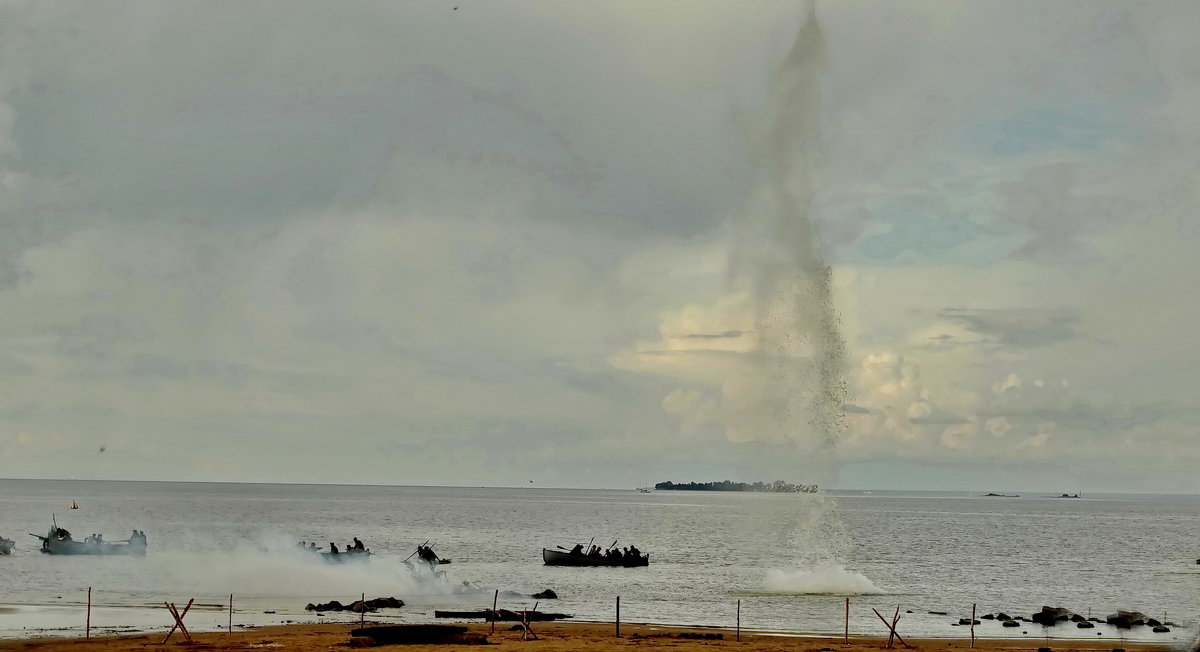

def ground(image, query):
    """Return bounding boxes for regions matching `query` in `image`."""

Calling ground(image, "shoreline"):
[0,620,1186,652]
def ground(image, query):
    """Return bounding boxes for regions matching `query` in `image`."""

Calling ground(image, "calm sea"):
[0,480,1196,643]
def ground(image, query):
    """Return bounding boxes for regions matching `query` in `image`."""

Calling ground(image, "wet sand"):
[0,621,1182,652]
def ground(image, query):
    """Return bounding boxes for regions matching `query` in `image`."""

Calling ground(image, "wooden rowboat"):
[542,548,648,567]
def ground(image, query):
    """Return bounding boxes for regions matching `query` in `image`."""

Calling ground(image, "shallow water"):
[0,480,1196,643]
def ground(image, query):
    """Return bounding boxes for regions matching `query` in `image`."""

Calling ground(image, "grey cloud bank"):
[1,1,1198,493]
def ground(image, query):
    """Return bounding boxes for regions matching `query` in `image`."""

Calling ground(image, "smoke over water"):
[728,1,867,592]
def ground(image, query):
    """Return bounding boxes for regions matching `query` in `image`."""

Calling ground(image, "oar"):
[404,540,430,562]
[606,540,618,550]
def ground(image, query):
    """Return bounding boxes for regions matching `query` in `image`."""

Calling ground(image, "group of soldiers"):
[296,536,366,554]
[569,542,642,560]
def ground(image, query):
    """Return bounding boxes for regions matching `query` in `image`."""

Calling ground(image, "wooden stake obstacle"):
[872,607,910,649]
[162,598,195,644]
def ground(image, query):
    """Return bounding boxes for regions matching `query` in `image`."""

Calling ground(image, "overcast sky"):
[2,1,1198,492]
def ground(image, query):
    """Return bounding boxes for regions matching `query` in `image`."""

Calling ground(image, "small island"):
[654,480,819,493]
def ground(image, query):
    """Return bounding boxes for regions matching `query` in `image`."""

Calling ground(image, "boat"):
[317,548,371,563]
[0,536,13,555]
[29,524,147,555]
[542,548,648,567]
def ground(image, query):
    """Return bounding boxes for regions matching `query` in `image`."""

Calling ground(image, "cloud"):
[2,1,1200,490]
[940,308,1078,349]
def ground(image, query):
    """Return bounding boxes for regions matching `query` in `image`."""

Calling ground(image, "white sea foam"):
[136,533,466,602]
[762,565,883,595]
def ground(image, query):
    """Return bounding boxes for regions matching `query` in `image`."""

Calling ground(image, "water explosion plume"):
[730,1,853,579]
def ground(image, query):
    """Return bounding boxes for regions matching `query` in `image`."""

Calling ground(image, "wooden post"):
[86,587,91,640]
[970,603,976,648]
[888,605,900,648]
[491,589,498,634]
[736,599,741,642]
[844,597,849,644]
[228,594,233,636]
[615,595,621,637]
[360,593,365,628]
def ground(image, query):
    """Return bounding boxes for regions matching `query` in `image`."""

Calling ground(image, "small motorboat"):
[30,523,147,556]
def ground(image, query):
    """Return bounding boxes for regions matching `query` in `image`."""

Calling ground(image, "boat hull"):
[40,538,145,555]
[542,548,648,567]
[318,550,371,563]
[34,526,147,556]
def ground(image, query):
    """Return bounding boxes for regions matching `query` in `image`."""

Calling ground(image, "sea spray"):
[727,1,862,589]
[127,531,481,604]
[763,566,883,596]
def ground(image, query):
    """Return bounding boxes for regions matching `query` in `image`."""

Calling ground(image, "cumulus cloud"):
[3,1,1200,490]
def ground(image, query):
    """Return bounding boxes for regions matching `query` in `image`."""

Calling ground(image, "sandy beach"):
[0,621,1184,652]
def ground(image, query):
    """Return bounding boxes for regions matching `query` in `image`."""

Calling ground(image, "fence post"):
[616,596,621,637]
[844,597,849,644]
[228,594,233,636]
[737,599,741,642]
[491,590,498,634]
[86,587,91,640]
[970,603,976,648]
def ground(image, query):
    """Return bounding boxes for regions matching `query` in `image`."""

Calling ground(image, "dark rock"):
[434,609,572,622]
[996,613,1012,621]
[1106,611,1148,629]
[677,632,723,640]
[307,597,402,613]
[1032,607,1072,627]
[1146,618,1161,627]
[982,614,995,620]
[1153,626,1170,633]
[906,610,912,614]
[1070,614,1086,622]
[1039,648,1052,652]
[1002,621,1020,628]
[929,611,948,615]
[1077,622,1095,629]
[531,589,558,600]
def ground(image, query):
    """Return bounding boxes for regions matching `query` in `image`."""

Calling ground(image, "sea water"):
[0,480,1196,642]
